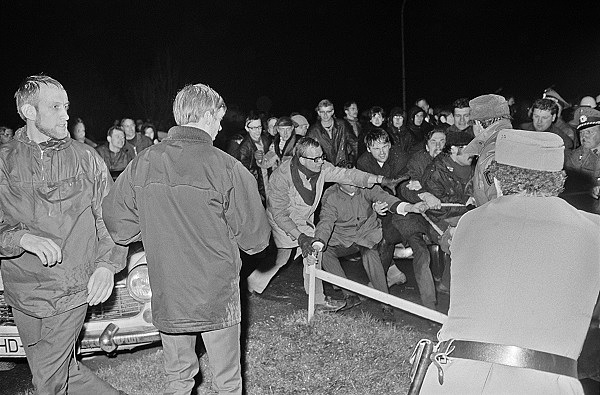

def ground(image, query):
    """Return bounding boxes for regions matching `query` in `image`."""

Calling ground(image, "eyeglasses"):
[247,126,262,131]
[301,154,325,163]
[318,110,334,115]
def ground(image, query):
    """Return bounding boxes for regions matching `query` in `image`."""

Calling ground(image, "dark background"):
[2,0,599,142]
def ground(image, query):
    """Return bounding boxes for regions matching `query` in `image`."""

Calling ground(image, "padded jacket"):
[0,128,123,318]
[103,126,270,333]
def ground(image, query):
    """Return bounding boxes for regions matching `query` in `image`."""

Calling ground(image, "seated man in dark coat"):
[356,128,439,310]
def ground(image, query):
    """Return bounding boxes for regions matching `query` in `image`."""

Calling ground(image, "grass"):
[90,309,426,395]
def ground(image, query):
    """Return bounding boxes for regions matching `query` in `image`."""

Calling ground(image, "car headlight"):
[127,264,152,302]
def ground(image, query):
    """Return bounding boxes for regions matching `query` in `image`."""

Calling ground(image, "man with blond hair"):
[103,83,271,394]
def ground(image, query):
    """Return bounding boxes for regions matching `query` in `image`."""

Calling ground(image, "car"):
[0,243,160,359]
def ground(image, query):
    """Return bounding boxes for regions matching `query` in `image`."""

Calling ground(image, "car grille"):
[0,285,143,325]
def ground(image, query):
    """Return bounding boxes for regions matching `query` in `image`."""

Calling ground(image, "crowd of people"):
[1,75,599,394]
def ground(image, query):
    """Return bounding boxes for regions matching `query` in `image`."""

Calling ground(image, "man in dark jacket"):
[356,128,439,310]
[103,83,271,394]
[0,75,126,394]
[95,125,135,180]
[307,99,356,167]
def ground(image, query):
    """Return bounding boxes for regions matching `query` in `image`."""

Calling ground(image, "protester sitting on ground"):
[247,137,400,313]
[399,127,446,206]
[445,97,473,137]
[239,112,273,205]
[70,118,97,147]
[307,99,356,167]
[418,129,600,394]
[313,181,428,320]
[564,106,600,214]
[0,126,14,145]
[291,113,309,137]
[386,107,413,152]
[95,125,135,180]
[421,131,476,294]
[519,98,574,149]
[356,129,440,310]
[462,94,513,207]
[422,131,475,225]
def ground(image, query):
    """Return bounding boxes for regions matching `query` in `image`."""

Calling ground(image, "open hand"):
[87,267,114,306]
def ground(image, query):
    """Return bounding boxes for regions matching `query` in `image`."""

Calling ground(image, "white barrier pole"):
[307,267,447,325]
[307,254,317,322]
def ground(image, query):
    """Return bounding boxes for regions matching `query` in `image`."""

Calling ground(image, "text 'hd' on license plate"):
[0,336,25,356]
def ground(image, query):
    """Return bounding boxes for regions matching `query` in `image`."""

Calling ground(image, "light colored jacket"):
[267,158,373,248]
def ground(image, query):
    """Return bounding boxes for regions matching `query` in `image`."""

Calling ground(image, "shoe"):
[315,296,346,313]
[387,265,407,287]
[341,295,362,311]
[382,305,395,323]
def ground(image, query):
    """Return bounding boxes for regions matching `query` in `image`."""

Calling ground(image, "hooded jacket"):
[0,128,123,318]
[402,106,433,152]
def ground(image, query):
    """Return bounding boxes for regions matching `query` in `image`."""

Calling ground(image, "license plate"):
[0,336,25,356]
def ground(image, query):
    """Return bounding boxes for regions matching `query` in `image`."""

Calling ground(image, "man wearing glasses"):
[249,137,402,312]
[307,99,357,167]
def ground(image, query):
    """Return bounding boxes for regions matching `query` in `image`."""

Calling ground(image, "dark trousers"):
[379,213,437,309]
[321,243,388,296]
[13,304,120,395]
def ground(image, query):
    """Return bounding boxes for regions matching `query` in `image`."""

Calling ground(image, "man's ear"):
[107,135,112,144]
[21,104,36,121]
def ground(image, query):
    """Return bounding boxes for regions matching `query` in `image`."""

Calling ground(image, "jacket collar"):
[463,118,512,156]
[166,125,213,145]
[15,127,73,151]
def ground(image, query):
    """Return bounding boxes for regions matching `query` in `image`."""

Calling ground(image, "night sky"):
[2,0,600,142]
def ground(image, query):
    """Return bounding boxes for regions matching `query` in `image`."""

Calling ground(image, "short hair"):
[426,127,447,142]
[369,106,385,118]
[120,118,134,127]
[488,161,565,197]
[294,137,321,157]
[531,98,558,116]
[365,128,390,147]
[14,75,65,120]
[452,97,470,111]
[315,99,334,112]
[70,118,84,131]
[107,126,125,138]
[173,83,227,126]
[245,111,261,127]
[343,101,357,111]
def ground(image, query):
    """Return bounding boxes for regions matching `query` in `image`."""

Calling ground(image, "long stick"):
[421,212,443,236]
[439,202,465,207]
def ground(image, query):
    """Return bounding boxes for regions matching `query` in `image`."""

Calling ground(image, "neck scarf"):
[290,155,320,205]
